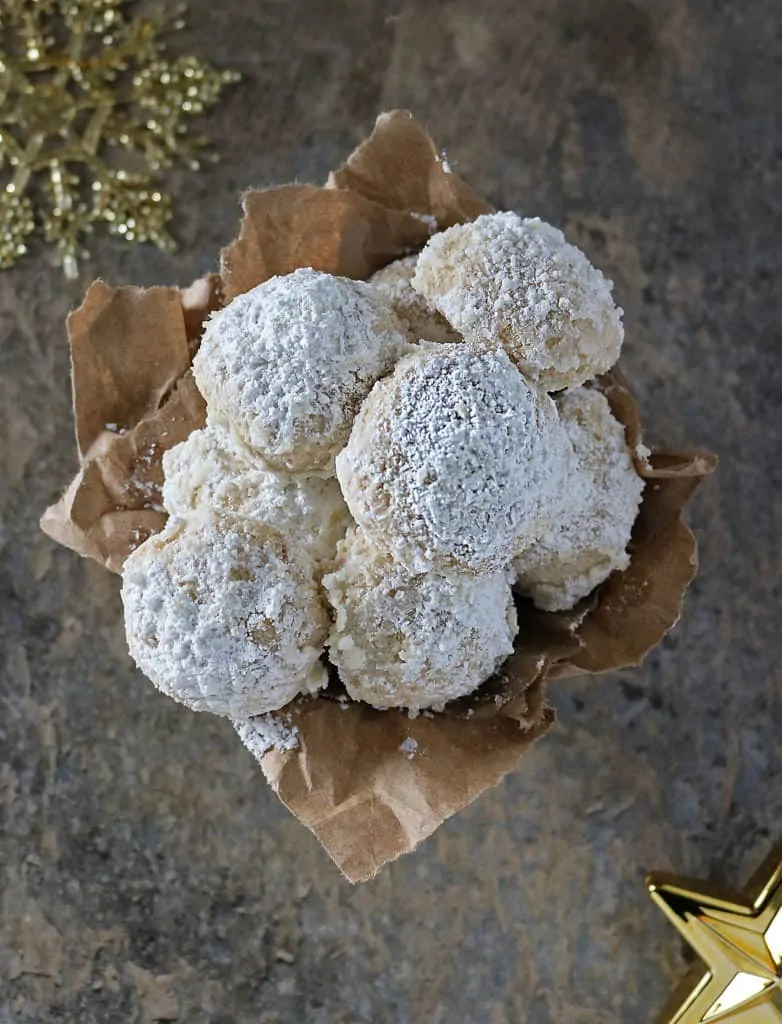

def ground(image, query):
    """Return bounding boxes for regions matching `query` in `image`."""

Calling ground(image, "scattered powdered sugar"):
[128,525,155,553]
[512,387,644,610]
[336,344,574,574]
[123,439,166,513]
[369,255,462,344]
[412,211,624,391]
[162,422,351,569]
[410,211,439,232]
[192,267,410,473]
[121,512,329,718]
[399,737,419,759]
[323,528,518,711]
[635,440,652,467]
[233,714,300,760]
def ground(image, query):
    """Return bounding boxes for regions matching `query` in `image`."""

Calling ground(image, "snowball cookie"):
[412,211,624,390]
[336,344,573,574]
[512,388,644,611]
[122,512,329,718]
[370,255,462,344]
[162,422,351,569]
[324,529,518,711]
[192,268,410,473]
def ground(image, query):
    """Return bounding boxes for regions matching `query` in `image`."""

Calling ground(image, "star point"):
[648,843,782,1023]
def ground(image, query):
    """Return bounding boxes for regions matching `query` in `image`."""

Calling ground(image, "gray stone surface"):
[1,1,780,1021]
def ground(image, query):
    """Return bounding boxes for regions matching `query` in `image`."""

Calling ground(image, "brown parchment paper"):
[41,110,716,882]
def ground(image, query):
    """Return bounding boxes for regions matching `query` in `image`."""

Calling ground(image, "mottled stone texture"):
[1,1,780,1021]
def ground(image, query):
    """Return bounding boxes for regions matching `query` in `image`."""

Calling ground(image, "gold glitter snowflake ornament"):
[0,0,239,277]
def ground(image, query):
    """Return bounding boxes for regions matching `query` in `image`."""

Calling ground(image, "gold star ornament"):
[648,843,782,1022]
[0,0,239,277]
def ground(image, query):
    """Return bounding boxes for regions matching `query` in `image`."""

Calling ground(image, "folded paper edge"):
[261,696,556,883]
[68,280,191,459]
[219,183,432,302]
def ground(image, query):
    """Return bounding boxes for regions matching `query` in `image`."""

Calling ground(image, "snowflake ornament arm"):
[0,0,239,277]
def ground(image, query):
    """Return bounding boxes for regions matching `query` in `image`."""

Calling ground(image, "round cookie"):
[324,529,518,711]
[161,420,262,517]
[512,388,644,610]
[122,512,328,718]
[336,344,573,574]
[412,211,623,390]
[162,422,351,569]
[370,255,462,343]
[192,268,410,473]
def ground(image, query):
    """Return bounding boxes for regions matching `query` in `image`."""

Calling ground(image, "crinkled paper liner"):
[41,111,716,882]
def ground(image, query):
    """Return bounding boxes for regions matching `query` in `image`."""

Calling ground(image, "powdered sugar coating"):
[192,268,410,473]
[162,420,260,515]
[162,422,351,569]
[336,344,574,574]
[232,714,300,759]
[370,255,462,343]
[122,512,329,718]
[412,212,624,390]
[512,388,644,610]
[324,529,518,710]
